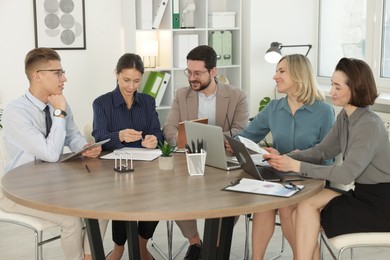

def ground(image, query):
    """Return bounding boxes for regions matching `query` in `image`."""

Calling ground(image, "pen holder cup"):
[186,151,207,176]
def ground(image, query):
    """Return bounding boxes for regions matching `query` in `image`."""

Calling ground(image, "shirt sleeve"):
[4,104,66,162]
[228,90,250,137]
[63,106,88,153]
[92,98,124,150]
[236,101,271,143]
[293,118,381,185]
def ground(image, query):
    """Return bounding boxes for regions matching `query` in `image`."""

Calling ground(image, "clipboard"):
[60,138,110,162]
[223,178,304,197]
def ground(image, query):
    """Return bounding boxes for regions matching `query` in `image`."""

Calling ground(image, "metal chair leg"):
[244,214,285,260]
[151,220,188,260]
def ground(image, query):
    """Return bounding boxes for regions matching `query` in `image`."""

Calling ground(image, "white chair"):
[150,220,188,260]
[320,230,390,260]
[0,135,61,260]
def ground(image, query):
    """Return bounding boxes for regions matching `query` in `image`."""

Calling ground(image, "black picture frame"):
[33,0,86,50]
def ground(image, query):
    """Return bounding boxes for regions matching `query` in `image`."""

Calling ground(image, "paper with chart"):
[224,178,304,197]
[100,147,162,161]
[237,136,270,166]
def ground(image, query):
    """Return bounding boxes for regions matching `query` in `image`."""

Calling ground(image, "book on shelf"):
[152,0,168,29]
[142,71,164,98]
[155,72,170,107]
[172,0,180,29]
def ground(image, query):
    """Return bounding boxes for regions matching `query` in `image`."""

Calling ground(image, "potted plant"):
[157,140,175,170]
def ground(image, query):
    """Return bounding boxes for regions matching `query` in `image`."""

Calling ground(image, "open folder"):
[223,178,304,197]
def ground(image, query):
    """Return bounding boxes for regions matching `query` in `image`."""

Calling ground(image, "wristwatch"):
[53,109,67,117]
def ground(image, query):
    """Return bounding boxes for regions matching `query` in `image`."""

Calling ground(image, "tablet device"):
[60,138,110,162]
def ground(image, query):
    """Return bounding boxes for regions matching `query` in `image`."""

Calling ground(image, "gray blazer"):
[163,80,249,143]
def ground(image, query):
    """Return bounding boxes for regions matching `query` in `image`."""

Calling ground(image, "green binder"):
[172,0,180,29]
[142,71,164,98]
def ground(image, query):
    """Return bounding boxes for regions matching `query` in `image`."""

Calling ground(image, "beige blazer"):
[163,81,249,143]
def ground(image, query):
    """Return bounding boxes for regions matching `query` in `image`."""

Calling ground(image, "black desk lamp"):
[264,42,312,63]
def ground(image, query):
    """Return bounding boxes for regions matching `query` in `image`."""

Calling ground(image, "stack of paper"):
[100,147,162,161]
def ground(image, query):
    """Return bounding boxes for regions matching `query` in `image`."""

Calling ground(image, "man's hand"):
[47,94,67,111]
[82,144,102,158]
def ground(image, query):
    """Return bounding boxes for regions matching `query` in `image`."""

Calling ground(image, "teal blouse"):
[238,97,335,154]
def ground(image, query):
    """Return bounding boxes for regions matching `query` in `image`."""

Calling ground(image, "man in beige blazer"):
[163,45,249,260]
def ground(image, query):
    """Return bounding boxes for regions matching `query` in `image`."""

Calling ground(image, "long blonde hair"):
[279,54,324,104]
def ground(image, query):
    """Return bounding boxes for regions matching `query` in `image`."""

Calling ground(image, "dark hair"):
[116,53,144,74]
[335,58,378,107]
[186,45,217,70]
[24,48,61,80]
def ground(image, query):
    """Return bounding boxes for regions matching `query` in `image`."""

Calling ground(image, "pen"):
[85,164,91,173]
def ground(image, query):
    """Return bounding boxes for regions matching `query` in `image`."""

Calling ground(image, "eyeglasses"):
[282,181,302,191]
[37,69,65,79]
[184,68,209,78]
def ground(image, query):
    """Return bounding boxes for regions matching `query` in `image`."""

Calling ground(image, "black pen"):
[85,164,91,173]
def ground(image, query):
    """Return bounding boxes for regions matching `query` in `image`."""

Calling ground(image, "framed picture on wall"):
[33,0,86,50]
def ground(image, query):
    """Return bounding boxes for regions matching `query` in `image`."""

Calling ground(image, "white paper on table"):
[224,178,304,197]
[100,147,162,161]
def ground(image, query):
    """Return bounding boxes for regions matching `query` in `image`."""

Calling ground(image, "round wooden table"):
[1,153,324,260]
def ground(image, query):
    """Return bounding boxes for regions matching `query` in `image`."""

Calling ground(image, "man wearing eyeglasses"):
[1,48,101,260]
[163,45,249,260]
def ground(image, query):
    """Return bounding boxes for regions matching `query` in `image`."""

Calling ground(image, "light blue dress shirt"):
[238,97,335,154]
[2,91,87,173]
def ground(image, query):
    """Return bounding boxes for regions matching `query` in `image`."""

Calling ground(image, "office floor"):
[0,216,389,259]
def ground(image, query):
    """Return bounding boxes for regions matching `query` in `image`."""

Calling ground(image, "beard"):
[189,78,212,92]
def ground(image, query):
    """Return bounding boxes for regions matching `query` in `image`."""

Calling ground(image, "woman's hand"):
[142,135,158,149]
[263,147,280,155]
[119,129,143,143]
[262,153,301,173]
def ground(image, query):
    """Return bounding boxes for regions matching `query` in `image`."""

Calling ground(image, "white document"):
[100,147,162,161]
[236,136,270,166]
[238,136,269,155]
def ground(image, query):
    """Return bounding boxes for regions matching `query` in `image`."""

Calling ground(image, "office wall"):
[0,0,318,129]
[0,0,124,129]
[242,0,318,116]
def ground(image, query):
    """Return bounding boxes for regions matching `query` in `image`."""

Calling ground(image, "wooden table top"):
[1,153,324,221]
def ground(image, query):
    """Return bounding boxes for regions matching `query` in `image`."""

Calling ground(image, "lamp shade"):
[264,42,282,63]
[139,40,159,57]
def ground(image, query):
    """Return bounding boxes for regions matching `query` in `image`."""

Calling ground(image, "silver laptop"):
[184,121,240,171]
[225,135,304,182]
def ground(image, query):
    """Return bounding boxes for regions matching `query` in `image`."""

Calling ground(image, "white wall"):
[0,0,125,129]
[242,0,318,116]
[0,0,318,128]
